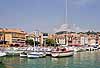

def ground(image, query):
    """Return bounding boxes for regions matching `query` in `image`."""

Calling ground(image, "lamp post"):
[2,28,5,47]
[65,31,67,45]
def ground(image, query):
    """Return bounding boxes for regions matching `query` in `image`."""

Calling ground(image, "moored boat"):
[0,52,6,57]
[20,52,27,57]
[45,47,52,56]
[51,47,74,58]
[27,51,46,58]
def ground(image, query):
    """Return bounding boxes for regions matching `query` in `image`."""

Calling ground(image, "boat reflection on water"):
[0,51,100,68]
[51,58,58,62]
[0,63,14,68]
[51,57,73,68]
[0,57,8,68]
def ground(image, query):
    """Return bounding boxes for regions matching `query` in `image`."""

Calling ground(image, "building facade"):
[0,28,26,46]
[55,31,100,46]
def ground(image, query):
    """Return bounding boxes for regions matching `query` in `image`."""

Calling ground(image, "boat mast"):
[65,0,67,45]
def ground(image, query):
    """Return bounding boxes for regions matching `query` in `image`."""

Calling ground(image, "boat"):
[27,46,46,58]
[51,47,74,58]
[73,47,82,52]
[20,52,27,57]
[27,51,46,58]
[0,52,6,57]
[45,47,52,56]
[61,45,84,52]
[37,46,52,56]
[27,31,46,58]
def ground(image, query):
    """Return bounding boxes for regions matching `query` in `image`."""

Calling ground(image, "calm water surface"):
[0,51,100,68]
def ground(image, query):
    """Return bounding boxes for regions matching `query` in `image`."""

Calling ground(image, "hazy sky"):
[68,0,100,32]
[0,0,66,33]
[0,0,100,33]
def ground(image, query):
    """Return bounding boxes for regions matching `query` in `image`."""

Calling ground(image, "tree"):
[35,41,40,46]
[85,31,97,35]
[25,39,34,45]
[25,39,40,46]
[46,39,56,46]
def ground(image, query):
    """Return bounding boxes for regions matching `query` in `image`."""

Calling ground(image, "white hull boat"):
[27,52,46,58]
[51,47,74,57]
[51,51,74,57]
[45,48,52,55]
[46,51,51,55]
[73,47,84,52]
[20,52,27,57]
[0,52,6,57]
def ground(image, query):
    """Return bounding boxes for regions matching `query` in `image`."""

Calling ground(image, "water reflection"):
[72,51,100,68]
[0,51,100,68]
[0,62,14,68]
[51,57,74,68]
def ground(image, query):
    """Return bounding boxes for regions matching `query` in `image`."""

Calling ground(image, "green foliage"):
[35,41,40,46]
[85,31,97,35]
[25,39,34,45]
[26,39,40,46]
[46,39,56,46]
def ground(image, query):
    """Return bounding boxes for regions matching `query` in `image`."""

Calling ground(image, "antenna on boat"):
[65,0,67,24]
[65,0,67,45]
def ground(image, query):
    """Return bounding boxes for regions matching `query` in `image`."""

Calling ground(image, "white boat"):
[27,51,46,58]
[27,34,46,58]
[0,52,6,57]
[51,47,74,57]
[20,52,27,57]
[65,46,84,52]
[73,47,81,52]
[45,47,52,55]
[36,47,52,56]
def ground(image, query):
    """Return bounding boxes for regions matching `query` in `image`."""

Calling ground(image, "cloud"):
[54,23,87,32]
[53,23,69,32]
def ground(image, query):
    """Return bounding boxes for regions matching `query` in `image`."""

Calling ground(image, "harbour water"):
[0,51,100,68]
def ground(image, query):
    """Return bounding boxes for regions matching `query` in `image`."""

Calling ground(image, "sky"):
[68,0,100,32]
[0,0,66,33]
[0,0,100,33]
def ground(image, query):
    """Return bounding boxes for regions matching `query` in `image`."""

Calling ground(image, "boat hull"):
[51,51,74,58]
[46,51,51,56]
[0,52,6,57]
[20,54,27,57]
[27,52,46,58]
[27,54,40,58]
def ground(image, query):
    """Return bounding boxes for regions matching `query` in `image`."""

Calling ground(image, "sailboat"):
[27,47,46,58]
[27,32,46,58]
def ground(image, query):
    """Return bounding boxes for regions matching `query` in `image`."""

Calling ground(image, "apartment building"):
[55,31,100,46]
[0,28,26,46]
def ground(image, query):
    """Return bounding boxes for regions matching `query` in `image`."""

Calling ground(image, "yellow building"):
[0,28,26,46]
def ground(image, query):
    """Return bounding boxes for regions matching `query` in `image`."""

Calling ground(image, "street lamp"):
[2,28,5,47]
[65,31,67,45]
